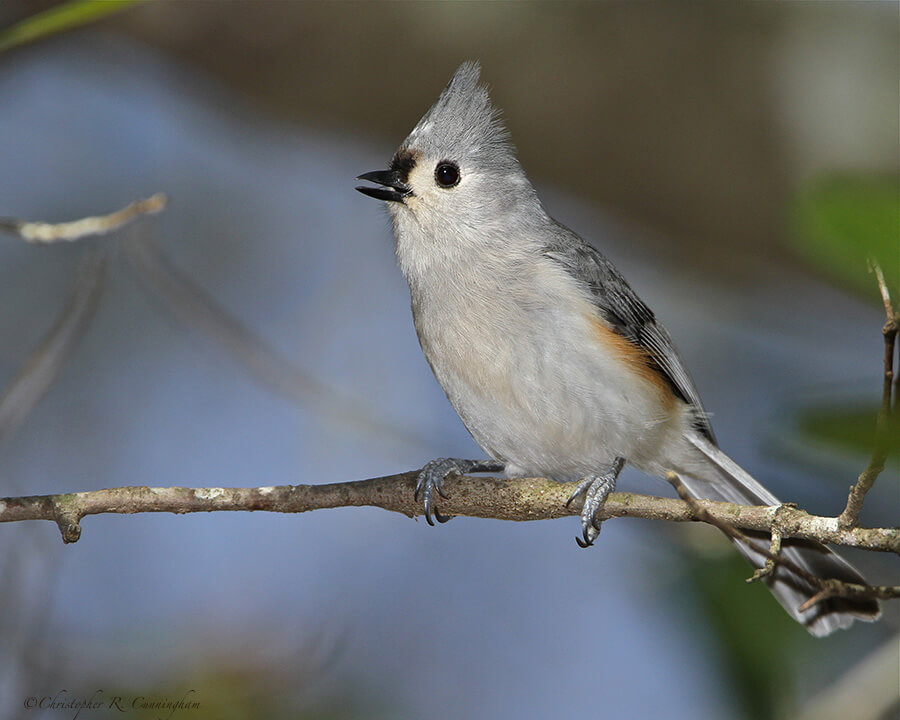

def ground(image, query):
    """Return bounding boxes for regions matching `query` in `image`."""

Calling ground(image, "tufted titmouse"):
[356,62,879,635]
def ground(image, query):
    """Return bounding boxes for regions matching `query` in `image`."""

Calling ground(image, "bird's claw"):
[414,458,504,526]
[415,458,465,526]
[567,459,624,548]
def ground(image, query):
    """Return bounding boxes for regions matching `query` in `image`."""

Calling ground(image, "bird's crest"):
[403,62,511,164]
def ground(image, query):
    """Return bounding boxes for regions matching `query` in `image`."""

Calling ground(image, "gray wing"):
[544,225,716,444]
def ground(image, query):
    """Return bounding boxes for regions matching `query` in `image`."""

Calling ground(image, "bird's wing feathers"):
[543,229,716,443]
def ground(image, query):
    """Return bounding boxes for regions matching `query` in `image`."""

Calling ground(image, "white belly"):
[411,257,687,481]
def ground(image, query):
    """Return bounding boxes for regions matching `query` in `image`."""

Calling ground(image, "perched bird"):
[356,62,879,635]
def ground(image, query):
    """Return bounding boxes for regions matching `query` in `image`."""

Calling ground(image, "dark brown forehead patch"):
[390,148,422,183]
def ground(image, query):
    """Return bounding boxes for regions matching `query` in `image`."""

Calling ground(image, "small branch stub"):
[748,522,784,584]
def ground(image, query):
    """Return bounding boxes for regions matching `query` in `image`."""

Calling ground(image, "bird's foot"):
[566,457,625,547]
[415,458,504,526]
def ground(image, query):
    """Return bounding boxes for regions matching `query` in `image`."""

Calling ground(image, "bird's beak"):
[355,170,412,203]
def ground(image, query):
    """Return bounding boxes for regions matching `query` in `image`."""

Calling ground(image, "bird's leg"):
[415,458,505,526]
[566,457,626,548]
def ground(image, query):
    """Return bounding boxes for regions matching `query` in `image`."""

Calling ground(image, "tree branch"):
[0,473,897,557]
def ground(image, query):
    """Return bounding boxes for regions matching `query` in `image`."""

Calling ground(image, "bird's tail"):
[671,432,880,636]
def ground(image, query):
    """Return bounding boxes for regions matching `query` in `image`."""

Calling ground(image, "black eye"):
[435,162,460,188]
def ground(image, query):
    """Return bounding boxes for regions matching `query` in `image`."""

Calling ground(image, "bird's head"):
[356,62,539,244]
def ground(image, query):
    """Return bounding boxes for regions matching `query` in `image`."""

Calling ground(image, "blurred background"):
[0,2,897,719]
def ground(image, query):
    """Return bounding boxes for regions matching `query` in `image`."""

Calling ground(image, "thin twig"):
[0,194,166,243]
[0,251,107,443]
[796,581,900,613]
[838,263,898,528]
[747,520,783,583]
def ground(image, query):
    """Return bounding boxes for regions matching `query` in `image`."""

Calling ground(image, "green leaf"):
[796,404,900,460]
[792,175,899,302]
[0,0,143,54]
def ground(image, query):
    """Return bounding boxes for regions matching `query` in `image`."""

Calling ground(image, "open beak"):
[355,170,412,203]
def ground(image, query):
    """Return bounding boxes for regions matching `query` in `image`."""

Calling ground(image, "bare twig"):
[0,251,107,443]
[0,194,166,243]
[838,263,898,529]
[796,582,900,613]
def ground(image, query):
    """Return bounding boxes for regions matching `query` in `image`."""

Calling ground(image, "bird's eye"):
[435,162,460,188]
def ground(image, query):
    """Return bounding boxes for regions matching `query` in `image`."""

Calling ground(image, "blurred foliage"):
[790,173,898,487]
[0,0,142,54]
[792,175,900,302]
[796,403,899,461]
[666,171,898,719]
[675,535,811,720]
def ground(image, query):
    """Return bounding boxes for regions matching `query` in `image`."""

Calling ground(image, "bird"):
[355,61,880,636]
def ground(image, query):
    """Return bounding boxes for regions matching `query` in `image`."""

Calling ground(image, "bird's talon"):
[424,504,436,526]
[576,522,598,547]
[415,458,500,527]
[569,460,623,546]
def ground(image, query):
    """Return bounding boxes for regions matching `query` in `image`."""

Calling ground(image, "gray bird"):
[356,61,880,636]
